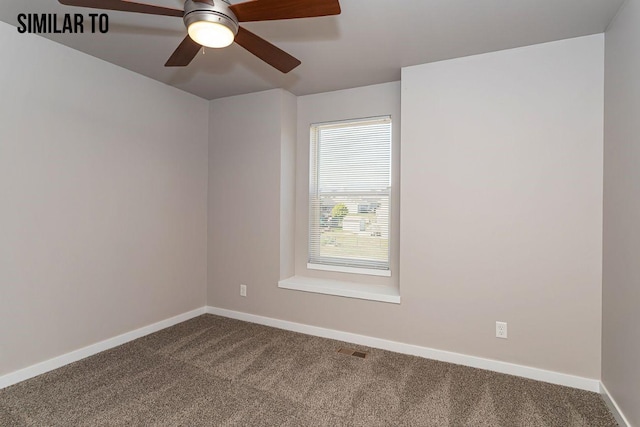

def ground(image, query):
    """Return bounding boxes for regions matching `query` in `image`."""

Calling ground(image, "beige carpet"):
[0,314,617,426]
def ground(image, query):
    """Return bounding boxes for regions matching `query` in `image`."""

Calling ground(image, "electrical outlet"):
[496,321,508,339]
[240,284,247,297]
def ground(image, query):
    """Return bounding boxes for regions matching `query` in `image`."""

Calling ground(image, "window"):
[308,116,392,276]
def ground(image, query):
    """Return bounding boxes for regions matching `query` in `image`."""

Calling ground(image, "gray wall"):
[603,0,640,424]
[0,22,209,376]
[208,36,605,379]
[208,89,293,309]
[401,35,604,379]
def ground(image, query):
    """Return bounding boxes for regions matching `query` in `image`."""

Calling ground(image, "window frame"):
[307,116,393,277]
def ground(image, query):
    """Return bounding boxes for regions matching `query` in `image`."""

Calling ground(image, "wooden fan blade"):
[165,35,202,67]
[58,0,183,17]
[230,0,340,22]
[234,27,301,73]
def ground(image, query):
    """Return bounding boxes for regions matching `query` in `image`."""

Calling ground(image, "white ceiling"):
[0,0,624,100]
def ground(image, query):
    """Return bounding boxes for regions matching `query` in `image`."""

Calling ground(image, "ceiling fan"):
[57,0,341,73]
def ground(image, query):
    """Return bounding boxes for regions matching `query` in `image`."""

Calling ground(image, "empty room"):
[0,0,638,425]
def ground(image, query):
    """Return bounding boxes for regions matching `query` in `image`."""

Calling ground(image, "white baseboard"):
[0,307,206,390]
[205,306,601,392]
[601,382,632,427]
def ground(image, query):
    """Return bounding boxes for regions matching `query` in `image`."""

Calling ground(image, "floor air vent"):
[337,348,368,359]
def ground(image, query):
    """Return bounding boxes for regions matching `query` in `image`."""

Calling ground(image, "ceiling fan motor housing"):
[183,0,239,35]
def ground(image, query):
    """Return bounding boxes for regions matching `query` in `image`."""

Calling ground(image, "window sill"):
[278,276,400,304]
[307,263,391,277]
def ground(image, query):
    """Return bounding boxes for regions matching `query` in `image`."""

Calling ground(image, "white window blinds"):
[309,116,392,273]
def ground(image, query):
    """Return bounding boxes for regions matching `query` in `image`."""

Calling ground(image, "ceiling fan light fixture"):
[183,0,238,49]
[188,20,235,48]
